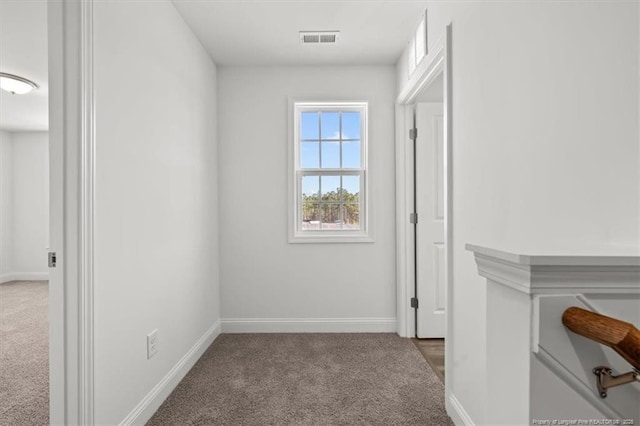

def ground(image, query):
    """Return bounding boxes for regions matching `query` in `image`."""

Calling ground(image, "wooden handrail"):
[562,306,640,371]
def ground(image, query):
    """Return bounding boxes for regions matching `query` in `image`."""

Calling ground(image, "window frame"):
[288,101,372,243]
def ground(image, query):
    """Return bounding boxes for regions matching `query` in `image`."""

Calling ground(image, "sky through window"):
[300,111,361,195]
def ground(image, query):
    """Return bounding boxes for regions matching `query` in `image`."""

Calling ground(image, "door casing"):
[394,22,453,411]
[48,0,96,423]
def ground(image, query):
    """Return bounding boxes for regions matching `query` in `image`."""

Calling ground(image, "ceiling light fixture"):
[0,72,39,95]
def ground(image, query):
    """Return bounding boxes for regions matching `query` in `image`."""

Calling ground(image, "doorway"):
[413,97,445,339]
[0,1,52,424]
[395,23,453,403]
[411,86,446,383]
[1,1,86,423]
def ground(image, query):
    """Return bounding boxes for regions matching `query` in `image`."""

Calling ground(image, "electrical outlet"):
[147,329,158,359]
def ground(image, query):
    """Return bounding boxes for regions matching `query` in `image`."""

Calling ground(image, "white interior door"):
[415,102,446,338]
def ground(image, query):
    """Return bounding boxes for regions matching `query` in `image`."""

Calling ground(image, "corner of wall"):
[0,130,14,278]
[447,392,476,426]
[120,321,222,425]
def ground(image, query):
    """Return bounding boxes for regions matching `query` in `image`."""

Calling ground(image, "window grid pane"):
[301,111,362,170]
[300,141,319,168]
[302,203,320,229]
[320,112,340,140]
[321,141,340,169]
[296,104,366,235]
[341,140,360,169]
[301,112,319,139]
[343,204,360,229]
[298,172,363,232]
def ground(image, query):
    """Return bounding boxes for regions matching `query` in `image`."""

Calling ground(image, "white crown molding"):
[467,244,640,295]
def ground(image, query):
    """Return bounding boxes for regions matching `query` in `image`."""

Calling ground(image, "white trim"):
[466,244,640,266]
[79,0,96,423]
[442,24,454,412]
[447,393,475,426]
[0,272,49,283]
[48,0,94,423]
[46,1,68,423]
[467,245,640,295]
[394,104,416,338]
[221,317,397,333]
[288,100,371,243]
[394,104,411,337]
[394,24,454,399]
[395,26,451,335]
[119,320,222,426]
[288,235,374,244]
[396,23,455,426]
[287,98,296,242]
[397,33,445,105]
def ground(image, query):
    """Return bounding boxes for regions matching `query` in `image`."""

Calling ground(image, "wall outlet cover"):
[147,329,158,359]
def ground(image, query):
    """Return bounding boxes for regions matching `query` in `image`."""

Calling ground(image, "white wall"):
[11,132,49,278]
[0,130,12,279]
[93,1,219,424]
[0,131,49,282]
[218,66,397,331]
[397,1,640,424]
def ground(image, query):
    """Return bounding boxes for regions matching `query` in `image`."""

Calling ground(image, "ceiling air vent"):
[299,31,340,44]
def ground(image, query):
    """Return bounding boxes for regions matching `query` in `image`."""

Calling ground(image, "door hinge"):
[411,297,419,309]
[410,212,418,224]
[48,252,56,268]
[409,128,418,140]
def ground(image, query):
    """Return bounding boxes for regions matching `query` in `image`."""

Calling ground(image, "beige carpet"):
[0,280,49,426]
[148,333,452,426]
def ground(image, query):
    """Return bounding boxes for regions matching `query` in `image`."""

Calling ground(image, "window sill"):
[289,232,374,244]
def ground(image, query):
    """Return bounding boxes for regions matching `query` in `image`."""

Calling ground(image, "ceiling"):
[171,0,428,66]
[0,0,427,132]
[0,0,48,132]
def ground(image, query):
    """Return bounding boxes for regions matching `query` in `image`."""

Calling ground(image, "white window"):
[289,102,371,243]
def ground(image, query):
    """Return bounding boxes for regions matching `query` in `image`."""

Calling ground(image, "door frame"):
[394,22,453,399]
[48,0,95,423]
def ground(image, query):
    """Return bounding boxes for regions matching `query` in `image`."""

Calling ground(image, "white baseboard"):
[119,320,221,426]
[221,317,397,333]
[447,393,475,426]
[0,272,49,283]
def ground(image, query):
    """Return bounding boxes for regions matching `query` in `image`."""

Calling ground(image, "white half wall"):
[0,131,49,283]
[218,66,397,330]
[0,130,13,279]
[398,2,640,424]
[92,1,220,424]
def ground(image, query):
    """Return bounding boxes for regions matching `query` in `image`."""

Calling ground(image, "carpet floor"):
[0,281,49,426]
[148,333,452,426]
